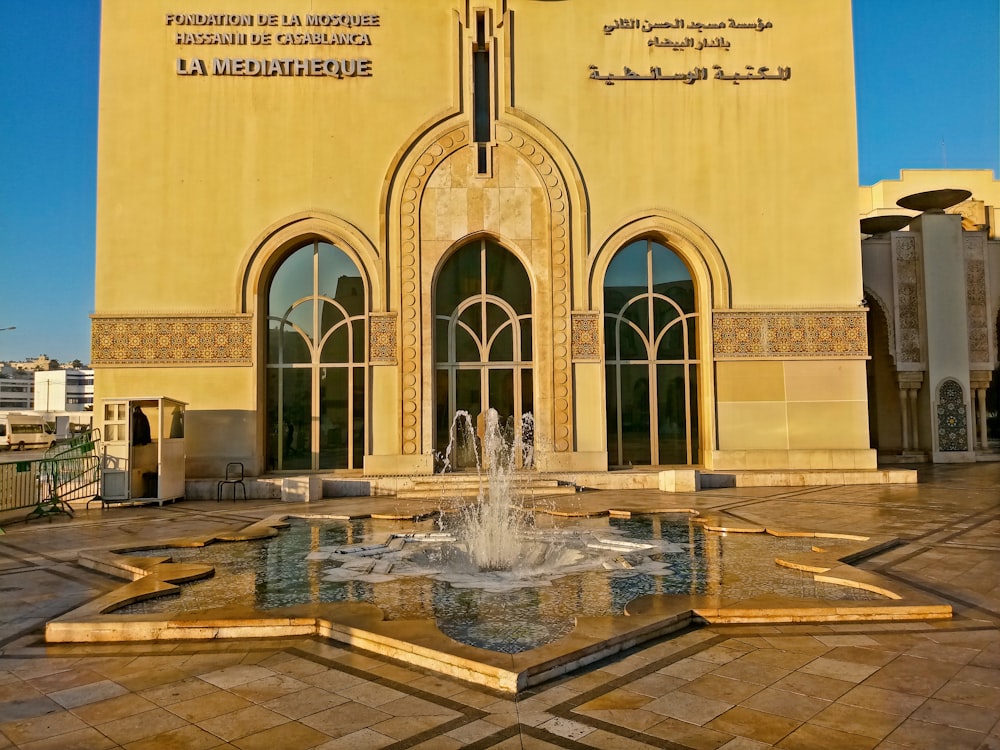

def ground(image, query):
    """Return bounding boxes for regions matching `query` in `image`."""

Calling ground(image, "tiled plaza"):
[2,463,999,749]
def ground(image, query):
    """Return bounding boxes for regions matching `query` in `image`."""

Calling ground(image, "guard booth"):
[98,396,186,506]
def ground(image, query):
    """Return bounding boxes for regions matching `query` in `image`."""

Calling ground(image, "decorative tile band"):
[369,313,397,364]
[571,312,601,362]
[91,315,253,366]
[713,310,868,360]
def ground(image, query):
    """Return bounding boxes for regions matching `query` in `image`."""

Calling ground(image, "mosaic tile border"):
[713,310,868,360]
[91,315,253,366]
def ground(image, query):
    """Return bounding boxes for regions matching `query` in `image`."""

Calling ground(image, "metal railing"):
[1,430,101,518]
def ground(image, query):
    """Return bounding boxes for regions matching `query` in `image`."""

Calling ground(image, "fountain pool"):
[116,513,885,653]
[46,412,953,692]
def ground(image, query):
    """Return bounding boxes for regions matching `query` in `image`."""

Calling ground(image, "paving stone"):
[1,469,1000,748]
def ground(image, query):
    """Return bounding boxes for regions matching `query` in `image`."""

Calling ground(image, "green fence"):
[0,430,101,519]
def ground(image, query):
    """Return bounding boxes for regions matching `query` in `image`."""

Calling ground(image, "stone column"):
[897,372,924,453]
[970,371,993,450]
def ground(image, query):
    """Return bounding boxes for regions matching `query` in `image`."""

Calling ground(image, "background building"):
[93,1,872,478]
[860,170,1000,461]
[0,368,34,411]
[34,369,95,412]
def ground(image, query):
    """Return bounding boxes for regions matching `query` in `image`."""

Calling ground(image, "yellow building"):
[92,1,873,479]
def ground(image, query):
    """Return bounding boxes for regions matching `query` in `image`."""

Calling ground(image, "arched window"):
[604,239,699,466]
[265,240,367,470]
[434,239,533,469]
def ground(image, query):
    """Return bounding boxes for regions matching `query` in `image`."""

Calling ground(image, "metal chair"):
[217,462,246,502]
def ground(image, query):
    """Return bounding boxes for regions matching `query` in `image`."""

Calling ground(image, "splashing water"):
[443,409,530,572]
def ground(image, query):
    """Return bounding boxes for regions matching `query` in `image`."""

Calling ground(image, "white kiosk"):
[98,396,186,506]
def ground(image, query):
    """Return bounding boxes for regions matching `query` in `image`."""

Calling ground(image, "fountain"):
[45,408,953,693]
[448,408,529,572]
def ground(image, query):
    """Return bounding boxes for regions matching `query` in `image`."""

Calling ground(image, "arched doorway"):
[434,238,533,469]
[265,240,367,471]
[604,238,699,466]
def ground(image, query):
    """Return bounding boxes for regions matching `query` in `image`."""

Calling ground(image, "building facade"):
[93,1,872,477]
[0,369,34,411]
[33,369,96,412]
[861,170,1000,461]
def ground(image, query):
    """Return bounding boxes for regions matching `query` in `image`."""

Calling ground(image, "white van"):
[0,415,57,451]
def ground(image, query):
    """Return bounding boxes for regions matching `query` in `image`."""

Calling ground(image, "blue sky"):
[0,1,997,364]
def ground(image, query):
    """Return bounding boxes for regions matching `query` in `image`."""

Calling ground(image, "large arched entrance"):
[433,238,533,469]
[265,240,367,471]
[604,238,700,466]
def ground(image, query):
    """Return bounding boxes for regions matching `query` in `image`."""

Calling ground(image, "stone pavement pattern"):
[1,463,999,749]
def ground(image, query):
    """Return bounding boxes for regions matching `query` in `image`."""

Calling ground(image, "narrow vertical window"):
[473,11,491,174]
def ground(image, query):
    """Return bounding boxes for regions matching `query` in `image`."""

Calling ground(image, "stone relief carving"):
[397,124,574,455]
[863,290,896,364]
[964,234,990,367]
[891,236,923,365]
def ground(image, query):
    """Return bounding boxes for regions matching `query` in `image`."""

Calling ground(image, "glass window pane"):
[486,241,531,314]
[619,364,651,465]
[436,242,481,316]
[285,299,314,342]
[435,318,451,361]
[617,320,647,361]
[352,319,365,365]
[605,240,648,289]
[657,319,686,361]
[265,369,280,470]
[280,369,311,471]
[488,368,515,422]
[435,369,451,460]
[319,367,348,469]
[320,323,350,364]
[277,324,312,364]
[458,304,482,343]
[454,324,481,362]
[520,319,532,361]
[317,242,364,312]
[521,369,534,468]
[453,369,482,469]
[488,321,513,361]
[650,242,691,285]
[605,365,621,466]
[657,364,687,464]
[622,299,650,341]
[485,302,509,343]
[352,366,365,468]
[689,364,699,463]
[270,244,314,315]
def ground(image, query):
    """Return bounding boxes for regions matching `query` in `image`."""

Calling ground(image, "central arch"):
[433,238,534,469]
